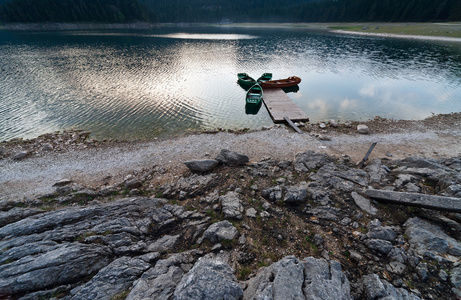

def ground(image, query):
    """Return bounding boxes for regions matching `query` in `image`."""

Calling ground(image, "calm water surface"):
[1,26,460,140]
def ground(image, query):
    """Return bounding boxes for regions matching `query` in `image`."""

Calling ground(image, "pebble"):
[357,124,370,134]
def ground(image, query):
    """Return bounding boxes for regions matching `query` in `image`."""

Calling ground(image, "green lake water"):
[1,26,460,141]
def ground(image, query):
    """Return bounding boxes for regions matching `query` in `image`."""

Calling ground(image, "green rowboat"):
[246,83,263,106]
[257,73,272,82]
[237,73,272,89]
[237,73,256,87]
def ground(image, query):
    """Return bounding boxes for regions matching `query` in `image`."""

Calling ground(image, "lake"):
[1,26,460,141]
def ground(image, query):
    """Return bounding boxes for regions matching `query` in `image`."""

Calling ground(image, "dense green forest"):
[0,0,460,24]
[0,0,157,23]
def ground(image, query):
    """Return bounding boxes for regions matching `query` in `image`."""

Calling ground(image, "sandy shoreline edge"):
[1,113,460,201]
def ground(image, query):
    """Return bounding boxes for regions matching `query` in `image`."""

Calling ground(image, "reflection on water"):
[0,27,460,141]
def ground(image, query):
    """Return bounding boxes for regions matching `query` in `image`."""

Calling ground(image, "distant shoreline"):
[2,22,461,42]
[0,22,159,30]
[333,29,461,43]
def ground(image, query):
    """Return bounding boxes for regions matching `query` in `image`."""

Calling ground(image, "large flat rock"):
[366,189,461,212]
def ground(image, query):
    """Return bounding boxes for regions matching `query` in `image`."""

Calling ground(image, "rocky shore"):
[1,114,461,299]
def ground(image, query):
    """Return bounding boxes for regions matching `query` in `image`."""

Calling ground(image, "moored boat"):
[257,73,272,82]
[259,76,301,88]
[245,100,262,115]
[246,83,263,106]
[237,73,256,87]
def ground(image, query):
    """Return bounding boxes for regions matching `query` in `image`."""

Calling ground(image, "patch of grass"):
[1,258,16,265]
[40,206,55,212]
[184,205,195,211]
[74,231,97,242]
[302,234,320,255]
[330,23,461,38]
[261,237,271,246]
[328,26,362,30]
[404,279,415,289]
[237,266,252,280]
[1,246,11,252]
[221,238,237,248]
[422,178,437,187]
[111,289,130,300]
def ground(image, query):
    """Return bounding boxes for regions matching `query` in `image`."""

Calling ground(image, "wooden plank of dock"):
[262,88,309,123]
[284,117,303,134]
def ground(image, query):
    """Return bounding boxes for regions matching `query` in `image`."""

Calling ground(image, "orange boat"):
[259,76,301,88]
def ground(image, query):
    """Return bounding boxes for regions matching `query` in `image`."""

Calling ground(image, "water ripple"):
[1,28,460,140]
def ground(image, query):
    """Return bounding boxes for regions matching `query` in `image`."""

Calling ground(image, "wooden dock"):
[262,88,309,123]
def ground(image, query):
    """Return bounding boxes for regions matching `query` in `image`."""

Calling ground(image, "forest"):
[0,0,460,24]
[0,0,157,23]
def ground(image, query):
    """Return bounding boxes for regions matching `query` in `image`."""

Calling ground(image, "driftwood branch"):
[358,142,377,168]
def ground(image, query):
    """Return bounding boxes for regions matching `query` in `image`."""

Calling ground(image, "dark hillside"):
[140,0,461,23]
[0,0,460,23]
[0,0,157,23]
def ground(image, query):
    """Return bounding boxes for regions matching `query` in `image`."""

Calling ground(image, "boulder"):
[174,258,243,300]
[366,226,397,242]
[364,159,387,183]
[305,206,340,220]
[125,179,142,190]
[0,207,44,228]
[366,239,393,254]
[0,197,195,298]
[246,207,257,218]
[294,151,332,172]
[198,220,238,244]
[69,256,151,300]
[215,149,249,167]
[451,265,461,296]
[147,235,180,253]
[220,191,244,219]
[351,192,378,215]
[283,186,308,204]
[244,256,351,300]
[0,243,112,295]
[12,151,29,160]
[261,185,283,202]
[127,250,201,300]
[404,217,461,261]
[361,274,422,300]
[184,159,218,173]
